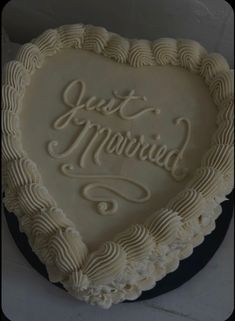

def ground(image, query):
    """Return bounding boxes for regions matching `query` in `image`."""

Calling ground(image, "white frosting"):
[209,70,234,107]
[200,53,230,85]
[152,38,179,66]
[2,23,234,309]
[104,34,130,63]
[61,163,151,215]
[128,40,155,67]
[59,79,161,123]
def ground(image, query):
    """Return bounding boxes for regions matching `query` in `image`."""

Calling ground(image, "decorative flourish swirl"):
[61,163,151,215]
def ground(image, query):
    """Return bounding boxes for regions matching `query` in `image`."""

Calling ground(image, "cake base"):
[4,191,234,303]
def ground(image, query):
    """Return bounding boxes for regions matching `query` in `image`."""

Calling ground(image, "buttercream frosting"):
[2,23,234,309]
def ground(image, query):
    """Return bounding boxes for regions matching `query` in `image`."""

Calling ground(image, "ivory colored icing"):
[2,23,234,309]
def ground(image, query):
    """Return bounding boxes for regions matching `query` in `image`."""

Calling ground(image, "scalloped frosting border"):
[2,23,234,309]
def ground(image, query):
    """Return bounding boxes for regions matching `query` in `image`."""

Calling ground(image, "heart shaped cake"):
[2,24,234,308]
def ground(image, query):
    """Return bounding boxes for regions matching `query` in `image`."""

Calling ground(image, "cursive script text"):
[48,116,191,181]
[53,80,161,129]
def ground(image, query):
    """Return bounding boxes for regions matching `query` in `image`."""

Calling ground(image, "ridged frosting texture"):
[1,23,234,309]
[152,38,179,66]
[57,24,85,48]
[177,39,207,73]
[167,188,205,223]
[144,209,182,244]
[16,43,44,74]
[200,53,230,85]
[114,224,155,261]
[128,40,155,67]
[104,34,130,63]
[82,242,127,285]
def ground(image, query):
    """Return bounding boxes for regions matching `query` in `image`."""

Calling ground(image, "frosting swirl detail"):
[104,34,130,63]
[177,39,207,73]
[128,40,155,67]
[16,43,44,74]
[31,207,73,239]
[209,70,234,107]
[200,53,230,85]
[57,24,85,48]
[187,167,224,199]
[167,188,205,223]
[114,224,155,261]
[217,98,234,123]
[6,158,41,190]
[2,84,22,112]
[212,120,234,145]
[145,209,182,244]
[1,110,19,135]
[3,61,30,92]
[202,145,234,180]
[82,242,127,285]
[33,29,62,56]
[83,25,109,53]
[152,38,179,66]
[2,135,25,161]
[48,228,88,273]
[17,184,56,216]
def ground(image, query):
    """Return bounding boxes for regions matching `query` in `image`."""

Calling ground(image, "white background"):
[2,1,234,320]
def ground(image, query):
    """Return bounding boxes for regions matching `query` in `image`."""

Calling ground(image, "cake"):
[2,23,234,308]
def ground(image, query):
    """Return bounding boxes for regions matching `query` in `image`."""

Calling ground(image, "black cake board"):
[4,191,234,303]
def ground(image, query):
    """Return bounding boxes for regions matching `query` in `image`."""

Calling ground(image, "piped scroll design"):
[61,163,151,215]
[53,79,160,129]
